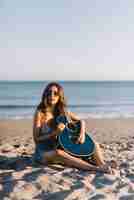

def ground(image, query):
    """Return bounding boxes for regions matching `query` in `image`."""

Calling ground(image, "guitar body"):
[56,115,95,158]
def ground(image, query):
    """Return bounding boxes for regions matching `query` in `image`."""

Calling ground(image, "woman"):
[33,82,113,173]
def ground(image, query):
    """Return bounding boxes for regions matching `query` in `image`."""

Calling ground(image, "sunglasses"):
[47,90,59,97]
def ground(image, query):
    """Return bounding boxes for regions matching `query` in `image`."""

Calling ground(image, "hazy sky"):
[0,0,134,80]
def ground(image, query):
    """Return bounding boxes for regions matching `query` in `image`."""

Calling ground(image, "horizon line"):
[0,79,134,82]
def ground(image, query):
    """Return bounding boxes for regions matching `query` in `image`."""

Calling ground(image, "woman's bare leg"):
[42,149,105,172]
[93,142,105,166]
[92,143,117,174]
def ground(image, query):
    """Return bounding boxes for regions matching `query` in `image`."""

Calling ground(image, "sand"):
[0,118,134,199]
[0,118,134,144]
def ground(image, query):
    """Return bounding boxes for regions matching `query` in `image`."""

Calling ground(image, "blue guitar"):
[56,115,95,158]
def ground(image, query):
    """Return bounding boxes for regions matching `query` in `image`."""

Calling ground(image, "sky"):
[0,0,134,81]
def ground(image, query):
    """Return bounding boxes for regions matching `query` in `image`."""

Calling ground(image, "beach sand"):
[0,118,134,199]
[0,118,134,144]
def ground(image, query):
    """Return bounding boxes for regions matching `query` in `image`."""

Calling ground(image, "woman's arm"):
[68,111,86,144]
[67,111,80,121]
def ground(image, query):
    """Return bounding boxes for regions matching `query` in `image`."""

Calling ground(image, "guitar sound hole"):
[67,123,75,129]
[69,135,78,143]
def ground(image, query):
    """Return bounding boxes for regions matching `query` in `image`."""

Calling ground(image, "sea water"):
[0,81,134,119]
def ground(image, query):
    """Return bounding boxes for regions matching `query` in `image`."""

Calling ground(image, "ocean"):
[0,81,134,119]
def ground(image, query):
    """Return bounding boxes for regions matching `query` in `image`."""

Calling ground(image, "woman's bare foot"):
[98,162,118,174]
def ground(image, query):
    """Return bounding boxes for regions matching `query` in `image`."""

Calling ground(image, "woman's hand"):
[57,122,66,132]
[76,132,85,144]
[43,123,65,141]
[76,120,86,144]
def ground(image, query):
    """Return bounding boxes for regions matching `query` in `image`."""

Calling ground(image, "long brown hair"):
[37,82,67,118]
